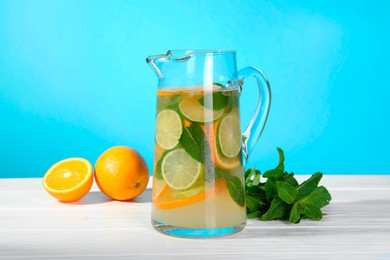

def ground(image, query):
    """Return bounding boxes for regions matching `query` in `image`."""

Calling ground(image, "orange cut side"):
[42,158,93,202]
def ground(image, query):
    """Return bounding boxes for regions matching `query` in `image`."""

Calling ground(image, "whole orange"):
[94,146,149,201]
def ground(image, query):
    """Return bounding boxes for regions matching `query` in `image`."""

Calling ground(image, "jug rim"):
[146,49,236,63]
[167,49,236,55]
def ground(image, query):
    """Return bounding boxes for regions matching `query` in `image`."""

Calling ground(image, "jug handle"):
[238,66,271,165]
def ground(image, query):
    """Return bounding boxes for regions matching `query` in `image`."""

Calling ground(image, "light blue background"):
[0,0,389,178]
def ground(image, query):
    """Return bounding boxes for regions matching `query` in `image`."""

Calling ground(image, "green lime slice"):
[217,115,242,158]
[155,110,182,150]
[161,148,203,190]
[178,97,224,123]
[172,184,205,199]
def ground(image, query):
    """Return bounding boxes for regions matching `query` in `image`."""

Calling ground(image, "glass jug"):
[147,50,271,238]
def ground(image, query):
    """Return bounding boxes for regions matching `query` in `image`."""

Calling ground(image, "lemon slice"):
[161,148,203,190]
[217,115,242,158]
[178,97,224,123]
[155,110,182,150]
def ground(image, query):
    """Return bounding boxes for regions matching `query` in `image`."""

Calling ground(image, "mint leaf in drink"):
[155,157,163,180]
[276,181,298,204]
[198,91,229,110]
[165,94,183,109]
[213,82,225,88]
[179,125,202,162]
[155,150,171,180]
[222,173,245,207]
[157,94,183,110]
[179,122,218,182]
[244,147,332,224]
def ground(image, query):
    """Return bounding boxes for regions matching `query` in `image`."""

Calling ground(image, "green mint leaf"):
[244,148,331,224]
[224,89,239,113]
[276,181,298,204]
[296,172,323,200]
[252,172,261,186]
[302,204,323,220]
[229,89,239,109]
[276,147,285,166]
[213,82,225,88]
[165,94,183,109]
[299,186,332,209]
[263,168,283,179]
[247,211,261,219]
[198,91,229,110]
[289,202,302,223]
[155,150,171,180]
[155,158,163,180]
[179,125,202,162]
[262,148,285,179]
[214,167,223,179]
[246,194,263,213]
[223,174,245,207]
[179,121,224,182]
[260,197,288,221]
[246,185,266,202]
[245,168,261,187]
[157,94,182,110]
[244,168,254,185]
[265,178,277,198]
[283,172,299,187]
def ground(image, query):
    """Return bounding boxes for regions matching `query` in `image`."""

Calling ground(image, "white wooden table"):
[1,176,390,259]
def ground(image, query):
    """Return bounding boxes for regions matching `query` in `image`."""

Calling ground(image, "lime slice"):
[172,184,205,199]
[161,148,203,190]
[155,110,182,150]
[217,115,242,158]
[178,97,224,123]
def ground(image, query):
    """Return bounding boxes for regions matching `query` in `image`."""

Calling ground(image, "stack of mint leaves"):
[245,148,332,223]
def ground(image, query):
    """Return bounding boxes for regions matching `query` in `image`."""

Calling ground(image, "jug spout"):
[146,50,192,80]
[146,54,166,79]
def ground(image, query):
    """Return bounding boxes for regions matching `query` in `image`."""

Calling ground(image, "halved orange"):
[43,158,93,202]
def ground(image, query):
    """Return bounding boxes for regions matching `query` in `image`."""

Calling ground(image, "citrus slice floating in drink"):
[154,178,226,210]
[178,97,224,123]
[213,138,242,170]
[217,115,242,158]
[161,148,203,190]
[203,120,241,170]
[42,158,93,202]
[155,110,183,150]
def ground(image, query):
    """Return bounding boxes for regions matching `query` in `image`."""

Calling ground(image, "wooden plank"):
[0,176,390,259]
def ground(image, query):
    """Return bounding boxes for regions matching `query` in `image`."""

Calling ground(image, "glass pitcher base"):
[151,220,245,239]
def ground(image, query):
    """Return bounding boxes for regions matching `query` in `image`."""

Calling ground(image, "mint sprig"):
[245,148,331,223]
